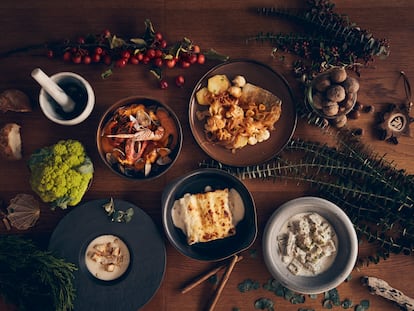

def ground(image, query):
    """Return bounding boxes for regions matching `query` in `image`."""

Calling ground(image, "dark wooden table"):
[0,1,413,310]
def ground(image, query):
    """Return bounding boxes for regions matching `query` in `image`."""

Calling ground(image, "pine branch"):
[0,236,77,311]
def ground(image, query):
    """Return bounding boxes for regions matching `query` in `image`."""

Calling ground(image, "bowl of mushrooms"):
[305,67,360,128]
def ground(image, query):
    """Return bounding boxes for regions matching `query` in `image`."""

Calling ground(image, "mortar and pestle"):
[31,68,95,125]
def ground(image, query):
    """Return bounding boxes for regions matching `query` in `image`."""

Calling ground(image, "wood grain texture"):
[0,1,413,310]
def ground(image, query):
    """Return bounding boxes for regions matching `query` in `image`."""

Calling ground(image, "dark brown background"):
[0,1,413,310]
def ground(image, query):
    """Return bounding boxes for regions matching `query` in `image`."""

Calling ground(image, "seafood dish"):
[99,100,181,179]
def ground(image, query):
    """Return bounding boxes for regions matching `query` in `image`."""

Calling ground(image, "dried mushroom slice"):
[0,89,32,113]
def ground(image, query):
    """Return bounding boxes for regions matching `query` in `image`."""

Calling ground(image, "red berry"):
[77,37,85,44]
[46,50,54,58]
[136,53,144,61]
[165,59,176,69]
[154,32,163,42]
[102,29,111,38]
[175,75,185,87]
[146,49,156,59]
[83,55,92,64]
[92,53,101,63]
[121,50,131,59]
[192,45,201,53]
[95,47,103,55]
[72,54,82,64]
[153,57,163,67]
[155,49,163,58]
[129,56,139,65]
[115,58,127,68]
[180,60,191,68]
[188,54,198,64]
[142,56,151,64]
[159,80,168,89]
[197,54,206,64]
[160,40,167,49]
[63,51,72,62]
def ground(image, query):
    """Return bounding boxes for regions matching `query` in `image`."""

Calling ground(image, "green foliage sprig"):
[0,235,77,311]
[199,130,414,259]
[248,0,390,80]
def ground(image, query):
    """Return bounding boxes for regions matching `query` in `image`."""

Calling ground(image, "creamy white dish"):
[84,234,130,281]
[277,212,337,276]
[171,187,245,245]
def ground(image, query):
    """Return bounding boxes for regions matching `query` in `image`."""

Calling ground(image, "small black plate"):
[48,199,166,311]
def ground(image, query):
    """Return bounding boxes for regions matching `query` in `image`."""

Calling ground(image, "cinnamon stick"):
[181,255,243,294]
[205,254,239,311]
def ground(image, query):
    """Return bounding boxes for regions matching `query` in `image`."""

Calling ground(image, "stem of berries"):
[45,19,228,88]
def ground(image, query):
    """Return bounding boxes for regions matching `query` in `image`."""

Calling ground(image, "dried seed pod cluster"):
[307,67,360,127]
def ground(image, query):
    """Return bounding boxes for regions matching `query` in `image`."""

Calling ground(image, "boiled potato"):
[207,74,230,95]
[195,87,211,106]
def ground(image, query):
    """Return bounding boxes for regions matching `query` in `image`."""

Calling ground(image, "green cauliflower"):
[28,139,94,209]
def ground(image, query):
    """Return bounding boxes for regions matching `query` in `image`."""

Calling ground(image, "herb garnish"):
[102,197,134,223]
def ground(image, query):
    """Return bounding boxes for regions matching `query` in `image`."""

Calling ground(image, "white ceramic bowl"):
[39,72,95,125]
[263,196,358,294]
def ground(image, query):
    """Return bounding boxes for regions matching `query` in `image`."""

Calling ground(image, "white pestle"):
[31,68,76,113]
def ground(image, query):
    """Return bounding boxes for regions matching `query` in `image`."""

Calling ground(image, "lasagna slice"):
[172,188,236,245]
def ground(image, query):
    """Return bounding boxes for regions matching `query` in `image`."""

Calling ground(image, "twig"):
[181,256,243,294]
[361,276,414,311]
[205,254,239,311]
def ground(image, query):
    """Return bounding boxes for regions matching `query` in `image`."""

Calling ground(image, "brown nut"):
[326,85,346,102]
[342,76,360,93]
[312,74,331,92]
[322,101,339,116]
[340,92,357,111]
[312,92,324,109]
[329,67,347,83]
[332,114,347,128]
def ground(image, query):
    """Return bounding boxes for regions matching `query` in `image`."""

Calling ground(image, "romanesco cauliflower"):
[28,139,94,209]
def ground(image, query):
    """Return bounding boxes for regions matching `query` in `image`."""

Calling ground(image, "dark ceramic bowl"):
[162,168,257,261]
[189,59,297,167]
[97,96,183,181]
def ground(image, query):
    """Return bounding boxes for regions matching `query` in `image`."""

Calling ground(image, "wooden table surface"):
[0,1,413,310]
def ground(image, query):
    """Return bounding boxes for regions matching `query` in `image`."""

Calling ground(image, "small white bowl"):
[39,72,95,125]
[263,196,358,294]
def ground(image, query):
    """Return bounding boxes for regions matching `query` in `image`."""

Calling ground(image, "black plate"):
[162,168,257,261]
[48,199,166,311]
[189,59,297,167]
